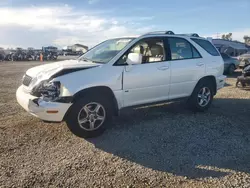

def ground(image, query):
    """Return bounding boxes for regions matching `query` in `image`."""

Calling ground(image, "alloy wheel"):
[77,102,106,131]
[197,87,211,107]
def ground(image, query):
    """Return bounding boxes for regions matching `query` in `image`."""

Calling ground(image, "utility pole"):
[216,33,220,39]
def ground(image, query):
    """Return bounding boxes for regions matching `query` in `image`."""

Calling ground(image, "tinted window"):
[191,38,220,56]
[192,47,201,58]
[168,38,200,60]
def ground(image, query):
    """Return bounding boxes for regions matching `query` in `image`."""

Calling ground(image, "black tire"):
[65,94,113,138]
[188,80,214,112]
[227,64,235,75]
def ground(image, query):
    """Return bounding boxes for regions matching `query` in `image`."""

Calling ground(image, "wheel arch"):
[194,75,217,95]
[229,63,236,72]
[230,63,236,68]
[64,86,119,121]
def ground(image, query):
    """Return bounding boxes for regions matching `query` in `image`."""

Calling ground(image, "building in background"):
[246,44,250,52]
[42,46,58,53]
[65,44,88,53]
[212,39,248,57]
[62,44,88,56]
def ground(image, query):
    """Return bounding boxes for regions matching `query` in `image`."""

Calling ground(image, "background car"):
[221,53,240,75]
[238,53,250,68]
[0,48,5,61]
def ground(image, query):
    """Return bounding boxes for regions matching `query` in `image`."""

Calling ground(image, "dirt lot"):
[0,61,250,188]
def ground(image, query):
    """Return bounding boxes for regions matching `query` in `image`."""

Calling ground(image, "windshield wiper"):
[79,57,91,62]
[79,58,105,64]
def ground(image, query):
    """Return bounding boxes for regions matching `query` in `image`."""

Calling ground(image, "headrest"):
[150,44,163,56]
[133,45,144,54]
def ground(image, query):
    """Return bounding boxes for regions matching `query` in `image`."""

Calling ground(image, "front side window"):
[116,38,165,65]
[191,38,220,56]
[78,38,134,64]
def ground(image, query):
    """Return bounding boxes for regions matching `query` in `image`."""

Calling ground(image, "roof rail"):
[142,30,175,36]
[165,31,175,35]
[178,33,200,37]
[141,31,201,38]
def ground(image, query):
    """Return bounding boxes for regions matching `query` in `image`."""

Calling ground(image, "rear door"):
[191,38,224,77]
[167,37,205,99]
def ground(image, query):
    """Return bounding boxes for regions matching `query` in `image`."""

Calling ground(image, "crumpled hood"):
[26,59,100,79]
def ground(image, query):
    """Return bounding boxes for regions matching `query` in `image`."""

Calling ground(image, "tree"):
[243,35,250,44]
[227,33,232,41]
[221,33,233,40]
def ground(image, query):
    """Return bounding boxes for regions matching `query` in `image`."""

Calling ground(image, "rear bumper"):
[216,75,227,90]
[16,85,72,122]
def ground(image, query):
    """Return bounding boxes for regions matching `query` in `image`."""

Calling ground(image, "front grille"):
[22,74,32,86]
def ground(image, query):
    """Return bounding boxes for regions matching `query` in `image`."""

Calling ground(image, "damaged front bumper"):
[16,85,72,122]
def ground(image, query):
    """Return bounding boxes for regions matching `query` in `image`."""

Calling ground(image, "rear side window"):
[193,47,201,58]
[168,37,201,60]
[191,38,220,56]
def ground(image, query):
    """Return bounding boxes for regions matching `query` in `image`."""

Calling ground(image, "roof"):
[212,39,247,50]
[73,44,88,49]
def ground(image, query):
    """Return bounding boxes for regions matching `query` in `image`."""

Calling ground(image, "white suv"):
[16,31,226,138]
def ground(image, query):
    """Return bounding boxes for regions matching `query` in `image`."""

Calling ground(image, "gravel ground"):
[0,61,250,188]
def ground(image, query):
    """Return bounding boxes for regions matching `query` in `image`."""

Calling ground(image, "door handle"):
[196,62,204,67]
[158,66,169,70]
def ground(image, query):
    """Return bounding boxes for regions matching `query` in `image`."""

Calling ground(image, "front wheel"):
[65,96,113,138]
[188,81,214,112]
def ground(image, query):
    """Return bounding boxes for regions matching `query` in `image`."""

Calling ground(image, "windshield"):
[78,38,134,64]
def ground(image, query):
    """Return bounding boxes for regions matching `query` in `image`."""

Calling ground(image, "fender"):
[72,86,120,116]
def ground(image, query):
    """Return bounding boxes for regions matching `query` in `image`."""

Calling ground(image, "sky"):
[0,0,249,49]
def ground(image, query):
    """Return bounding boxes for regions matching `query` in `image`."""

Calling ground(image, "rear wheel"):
[227,64,235,75]
[188,80,214,112]
[65,95,113,138]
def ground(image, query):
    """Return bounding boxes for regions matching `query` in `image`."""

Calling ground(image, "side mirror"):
[126,53,142,65]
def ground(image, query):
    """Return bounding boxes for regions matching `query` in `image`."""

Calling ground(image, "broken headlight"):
[31,81,61,101]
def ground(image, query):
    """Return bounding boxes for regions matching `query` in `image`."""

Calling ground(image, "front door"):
[121,37,171,107]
